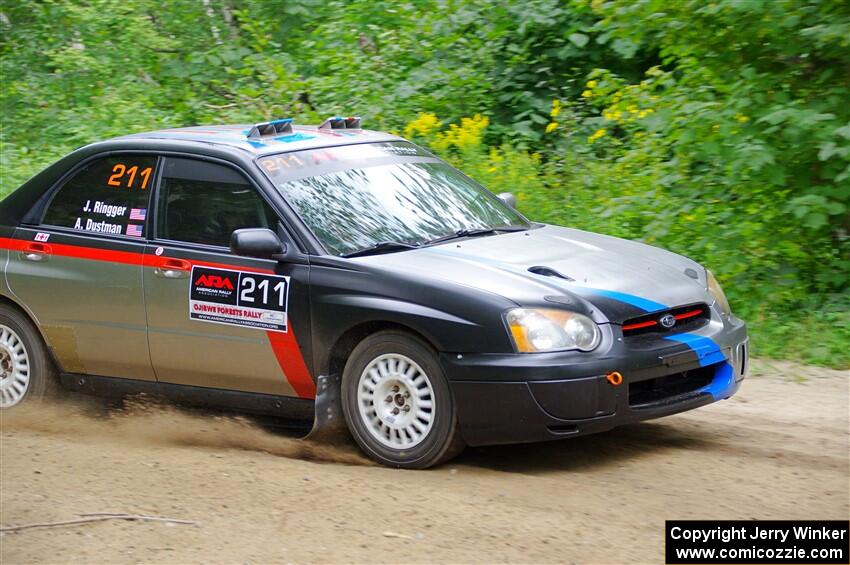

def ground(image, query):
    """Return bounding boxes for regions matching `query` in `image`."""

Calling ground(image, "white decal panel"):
[189,266,289,332]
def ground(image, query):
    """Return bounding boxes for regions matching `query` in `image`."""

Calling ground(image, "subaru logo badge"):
[659,313,676,329]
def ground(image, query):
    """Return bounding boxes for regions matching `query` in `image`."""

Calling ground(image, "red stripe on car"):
[267,331,316,398]
[674,308,703,321]
[621,319,658,331]
[0,236,316,399]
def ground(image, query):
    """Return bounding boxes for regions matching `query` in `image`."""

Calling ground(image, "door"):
[143,157,315,398]
[5,154,157,380]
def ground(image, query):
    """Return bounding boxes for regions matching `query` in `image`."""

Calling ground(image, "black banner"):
[666,520,849,564]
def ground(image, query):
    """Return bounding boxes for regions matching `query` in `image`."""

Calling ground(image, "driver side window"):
[157,158,278,248]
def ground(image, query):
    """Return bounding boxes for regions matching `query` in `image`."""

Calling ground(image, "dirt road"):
[1,359,847,564]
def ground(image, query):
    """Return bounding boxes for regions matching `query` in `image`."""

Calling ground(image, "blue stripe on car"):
[426,248,668,313]
[664,333,726,367]
[664,333,735,400]
[586,289,667,313]
[698,361,736,400]
[271,132,316,143]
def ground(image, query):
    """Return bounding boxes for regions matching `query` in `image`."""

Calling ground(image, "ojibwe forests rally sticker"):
[189,266,290,332]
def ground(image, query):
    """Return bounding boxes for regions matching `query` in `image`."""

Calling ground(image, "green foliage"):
[1,0,847,367]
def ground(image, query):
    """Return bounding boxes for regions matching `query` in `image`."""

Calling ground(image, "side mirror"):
[230,228,287,260]
[497,192,517,209]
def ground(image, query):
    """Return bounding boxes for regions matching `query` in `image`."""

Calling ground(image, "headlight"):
[706,270,732,315]
[505,308,601,353]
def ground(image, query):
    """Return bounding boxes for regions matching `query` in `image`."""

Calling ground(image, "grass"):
[746,310,849,370]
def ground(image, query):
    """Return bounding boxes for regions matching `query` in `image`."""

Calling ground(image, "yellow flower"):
[735,114,750,123]
[637,108,654,118]
[403,112,441,139]
[588,128,607,143]
[586,80,598,89]
[545,122,558,134]
[581,90,593,98]
[431,114,489,151]
[432,134,450,152]
[550,99,562,118]
[456,114,489,150]
[602,108,623,122]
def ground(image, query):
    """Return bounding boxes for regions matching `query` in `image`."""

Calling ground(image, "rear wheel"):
[0,305,56,408]
[341,330,464,468]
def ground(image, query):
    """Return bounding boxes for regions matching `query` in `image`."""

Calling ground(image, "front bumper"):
[443,314,748,446]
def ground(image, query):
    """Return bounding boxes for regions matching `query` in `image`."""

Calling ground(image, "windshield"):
[258,143,529,256]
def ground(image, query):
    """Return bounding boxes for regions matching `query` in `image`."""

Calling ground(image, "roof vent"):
[247,118,293,138]
[318,116,361,130]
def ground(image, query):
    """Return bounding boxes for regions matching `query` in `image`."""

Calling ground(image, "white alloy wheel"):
[357,353,435,449]
[0,324,31,408]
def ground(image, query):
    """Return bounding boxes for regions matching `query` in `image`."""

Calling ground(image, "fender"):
[308,258,518,374]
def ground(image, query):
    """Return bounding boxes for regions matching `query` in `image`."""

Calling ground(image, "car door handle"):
[21,243,51,262]
[154,258,191,279]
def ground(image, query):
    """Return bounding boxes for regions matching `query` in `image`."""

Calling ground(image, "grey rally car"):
[0,117,748,468]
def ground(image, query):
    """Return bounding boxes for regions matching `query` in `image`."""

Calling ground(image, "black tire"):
[341,330,465,469]
[0,304,57,408]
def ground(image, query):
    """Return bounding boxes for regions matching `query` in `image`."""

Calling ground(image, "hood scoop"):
[528,265,575,282]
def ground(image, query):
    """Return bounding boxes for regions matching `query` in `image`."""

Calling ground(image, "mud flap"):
[305,374,349,443]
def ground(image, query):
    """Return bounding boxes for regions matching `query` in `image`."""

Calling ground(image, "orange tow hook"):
[606,371,623,386]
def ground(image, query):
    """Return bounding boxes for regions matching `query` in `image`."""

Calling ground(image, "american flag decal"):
[126,224,143,237]
[129,208,147,221]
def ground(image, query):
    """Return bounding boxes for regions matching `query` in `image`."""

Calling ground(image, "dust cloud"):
[0,397,372,466]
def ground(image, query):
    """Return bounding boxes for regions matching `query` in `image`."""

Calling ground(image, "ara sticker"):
[189,266,290,333]
[34,233,50,242]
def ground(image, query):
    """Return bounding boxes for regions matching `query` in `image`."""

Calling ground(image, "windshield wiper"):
[423,225,528,247]
[341,241,420,258]
[342,225,528,257]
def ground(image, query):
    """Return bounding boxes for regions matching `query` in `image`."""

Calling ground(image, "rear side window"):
[156,158,278,248]
[42,155,156,238]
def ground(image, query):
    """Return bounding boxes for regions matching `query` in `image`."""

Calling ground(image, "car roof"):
[0,121,406,226]
[116,124,404,157]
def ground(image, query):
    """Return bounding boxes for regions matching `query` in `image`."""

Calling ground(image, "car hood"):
[356,224,713,323]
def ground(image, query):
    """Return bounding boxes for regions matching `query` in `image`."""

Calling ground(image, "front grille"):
[621,303,709,338]
[629,365,715,407]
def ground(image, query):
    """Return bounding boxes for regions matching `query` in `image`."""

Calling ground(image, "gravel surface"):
[1,359,847,564]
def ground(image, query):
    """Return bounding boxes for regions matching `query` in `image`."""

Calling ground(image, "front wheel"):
[341,331,464,468]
